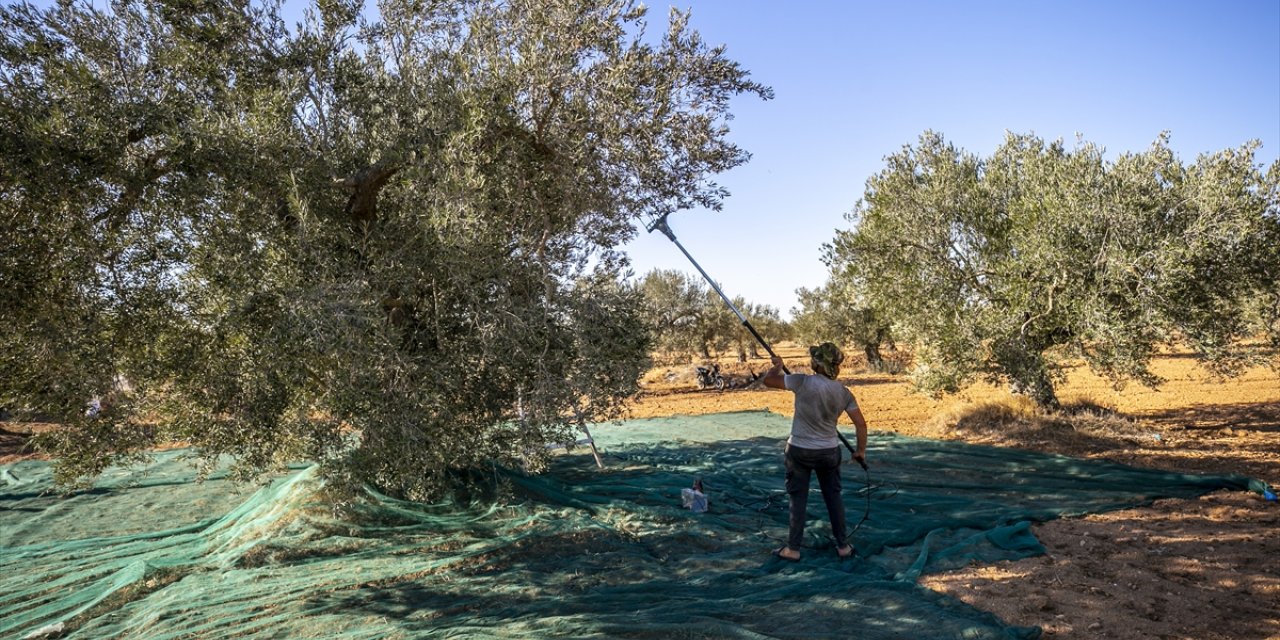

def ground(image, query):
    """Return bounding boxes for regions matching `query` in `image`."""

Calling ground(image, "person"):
[763,342,868,562]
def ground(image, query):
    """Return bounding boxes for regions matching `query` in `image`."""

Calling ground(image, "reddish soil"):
[631,344,1280,640]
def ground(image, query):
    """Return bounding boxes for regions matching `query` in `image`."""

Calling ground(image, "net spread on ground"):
[1,410,1263,639]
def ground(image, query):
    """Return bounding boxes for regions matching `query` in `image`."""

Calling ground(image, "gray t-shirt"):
[784,373,858,449]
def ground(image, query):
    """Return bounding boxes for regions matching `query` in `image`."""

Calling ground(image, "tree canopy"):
[0,0,770,496]
[829,131,1280,407]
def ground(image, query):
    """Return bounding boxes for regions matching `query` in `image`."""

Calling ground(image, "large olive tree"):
[830,131,1279,408]
[0,0,770,496]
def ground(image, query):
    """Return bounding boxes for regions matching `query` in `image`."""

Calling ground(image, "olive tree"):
[0,0,770,497]
[792,278,892,370]
[638,268,730,360]
[830,131,1279,408]
[638,268,710,358]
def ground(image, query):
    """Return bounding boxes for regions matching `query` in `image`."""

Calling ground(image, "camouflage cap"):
[809,342,844,372]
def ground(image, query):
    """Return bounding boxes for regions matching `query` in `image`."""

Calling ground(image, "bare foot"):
[773,546,801,562]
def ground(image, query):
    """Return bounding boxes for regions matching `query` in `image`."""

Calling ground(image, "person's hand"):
[771,355,784,368]
[853,452,868,470]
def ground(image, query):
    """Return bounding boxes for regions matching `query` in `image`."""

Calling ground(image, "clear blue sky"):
[625,0,1280,318]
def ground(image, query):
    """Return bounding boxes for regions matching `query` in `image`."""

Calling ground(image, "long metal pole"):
[647,215,862,464]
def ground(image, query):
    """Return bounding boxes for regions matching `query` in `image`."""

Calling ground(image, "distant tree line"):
[637,269,791,363]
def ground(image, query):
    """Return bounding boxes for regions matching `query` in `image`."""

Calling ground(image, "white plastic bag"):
[681,487,708,513]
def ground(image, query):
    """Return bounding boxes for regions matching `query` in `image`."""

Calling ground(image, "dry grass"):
[916,395,1159,452]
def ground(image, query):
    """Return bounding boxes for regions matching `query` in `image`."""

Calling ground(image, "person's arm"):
[763,355,787,389]
[844,405,868,465]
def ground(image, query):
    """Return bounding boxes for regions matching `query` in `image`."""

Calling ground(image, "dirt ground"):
[3,345,1276,639]
[632,344,1280,640]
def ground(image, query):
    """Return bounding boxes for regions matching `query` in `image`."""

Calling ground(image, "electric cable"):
[714,461,899,552]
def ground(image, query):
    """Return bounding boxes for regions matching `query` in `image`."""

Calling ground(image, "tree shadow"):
[1144,402,1280,433]
[299,433,1243,639]
[1041,502,1280,640]
[0,425,35,462]
[10,426,1247,640]
[301,522,1031,640]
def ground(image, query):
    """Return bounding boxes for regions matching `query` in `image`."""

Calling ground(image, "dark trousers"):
[785,444,847,549]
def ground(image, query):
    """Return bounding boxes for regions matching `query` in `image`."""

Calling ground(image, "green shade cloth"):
[1,410,1259,639]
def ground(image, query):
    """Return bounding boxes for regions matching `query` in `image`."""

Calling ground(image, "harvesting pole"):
[645,213,863,465]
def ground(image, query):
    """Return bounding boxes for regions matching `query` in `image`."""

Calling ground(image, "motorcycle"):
[695,364,726,391]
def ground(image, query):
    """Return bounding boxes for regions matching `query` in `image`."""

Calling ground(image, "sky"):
[621,0,1280,318]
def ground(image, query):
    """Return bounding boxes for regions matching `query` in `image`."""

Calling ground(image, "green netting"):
[1,410,1263,640]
